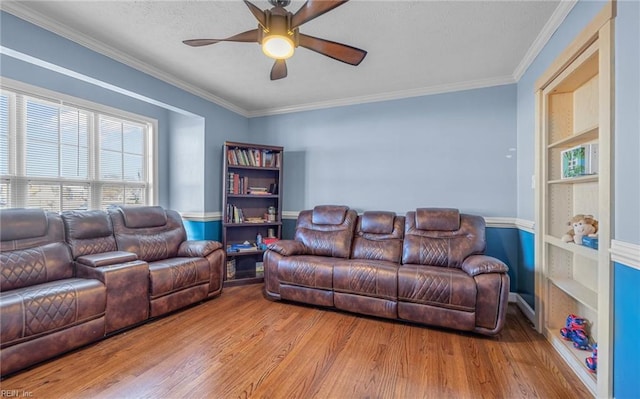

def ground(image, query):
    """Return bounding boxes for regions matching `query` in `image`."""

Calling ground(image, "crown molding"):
[512,0,578,81]
[247,76,516,117]
[0,1,248,118]
[611,240,640,271]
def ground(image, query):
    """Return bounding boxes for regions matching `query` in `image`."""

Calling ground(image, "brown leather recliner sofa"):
[264,205,510,336]
[0,205,224,376]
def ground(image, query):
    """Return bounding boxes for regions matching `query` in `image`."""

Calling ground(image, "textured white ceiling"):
[3,1,563,116]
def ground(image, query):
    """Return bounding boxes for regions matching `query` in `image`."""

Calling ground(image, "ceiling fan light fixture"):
[262,34,295,59]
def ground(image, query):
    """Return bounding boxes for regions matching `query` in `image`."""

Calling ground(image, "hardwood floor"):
[1,284,591,399]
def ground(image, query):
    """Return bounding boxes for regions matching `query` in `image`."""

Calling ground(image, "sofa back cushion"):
[62,210,117,258]
[0,209,73,291]
[294,205,357,259]
[351,211,404,263]
[402,208,485,268]
[109,206,186,262]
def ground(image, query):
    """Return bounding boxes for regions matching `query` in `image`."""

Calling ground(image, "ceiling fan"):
[183,0,367,80]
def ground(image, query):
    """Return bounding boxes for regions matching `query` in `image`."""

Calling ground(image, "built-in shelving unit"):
[222,141,283,286]
[534,3,614,397]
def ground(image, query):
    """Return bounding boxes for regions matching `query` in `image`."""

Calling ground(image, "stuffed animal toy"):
[562,215,598,244]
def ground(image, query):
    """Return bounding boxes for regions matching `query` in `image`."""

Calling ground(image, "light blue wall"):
[614,0,640,244]
[0,11,249,214]
[168,113,206,213]
[516,1,607,222]
[250,84,518,217]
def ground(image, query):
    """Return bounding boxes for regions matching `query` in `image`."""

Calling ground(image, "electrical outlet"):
[531,175,536,189]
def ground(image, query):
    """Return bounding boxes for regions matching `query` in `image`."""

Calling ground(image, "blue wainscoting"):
[517,230,536,309]
[485,227,519,293]
[613,261,640,399]
[183,219,221,242]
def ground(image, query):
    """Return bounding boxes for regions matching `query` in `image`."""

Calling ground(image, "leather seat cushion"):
[333,260,397,300]
[398,265,476,312]
[148,257,210,298]
[277,256,336,290]
[0,278,106,347]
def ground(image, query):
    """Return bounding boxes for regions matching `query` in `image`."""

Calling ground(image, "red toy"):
[560,314,592,350]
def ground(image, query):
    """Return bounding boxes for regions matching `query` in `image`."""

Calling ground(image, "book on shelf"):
[244,217,266,223]
[227,147,281,168]
[248,186,269,195]
[226,258,236,279]
[226,204,245,223]
[227,172,250,195]
[227,243,257,252]
[561,143,599,179]
[256,261,264,276]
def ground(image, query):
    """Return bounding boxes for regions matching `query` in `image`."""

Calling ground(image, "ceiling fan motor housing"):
[259,8,299,49]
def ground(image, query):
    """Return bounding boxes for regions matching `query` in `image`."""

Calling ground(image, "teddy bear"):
[562,214,598,244]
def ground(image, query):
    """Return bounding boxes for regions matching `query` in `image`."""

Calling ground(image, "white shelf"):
[549,277,598,312]
[548,125,598,149]
[545,235,599,261]
[548,175,598,185]
[545,327,597,396]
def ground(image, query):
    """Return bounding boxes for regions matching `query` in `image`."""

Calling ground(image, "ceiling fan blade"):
[270,59,288,80]
[183,29,260,47]
[183,39,221,47]
[298,33,367,66]
[244,0,266,27]
[291,0,349,29]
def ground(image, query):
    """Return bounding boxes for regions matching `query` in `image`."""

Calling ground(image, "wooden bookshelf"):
[222,141,283,286]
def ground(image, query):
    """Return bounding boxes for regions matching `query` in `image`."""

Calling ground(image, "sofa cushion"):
[333,259,397,301]
[415,208,460,231]
[402,212,486,268]
[148,257,210,298]
[0,209,48,242]
[352,213,404,263]
[360,211,395,234]
[277,256,335,290]
[119,206,167,228]
[109,208,187,262]
[62,210,118,258]
[1,243,73,291]
[0,278,106,347]
[294,207,357,259]
[311,205,348,225]
[397,265,476,312]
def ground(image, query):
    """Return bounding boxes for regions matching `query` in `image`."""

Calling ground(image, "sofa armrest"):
[76,251,138,267]
[267,240,307,256]
[178,240,223,257]
[461,255,509,276]
[76,260,149,333]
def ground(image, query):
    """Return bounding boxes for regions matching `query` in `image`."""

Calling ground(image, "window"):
[0,85,155,211]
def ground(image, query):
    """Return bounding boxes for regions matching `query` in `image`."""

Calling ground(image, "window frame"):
[0,79,157,211]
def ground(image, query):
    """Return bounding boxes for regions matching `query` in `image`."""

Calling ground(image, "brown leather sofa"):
[264,205,510,336]
[0,206,224,376]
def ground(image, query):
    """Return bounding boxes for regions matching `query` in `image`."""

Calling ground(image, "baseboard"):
[509,292,536,324]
